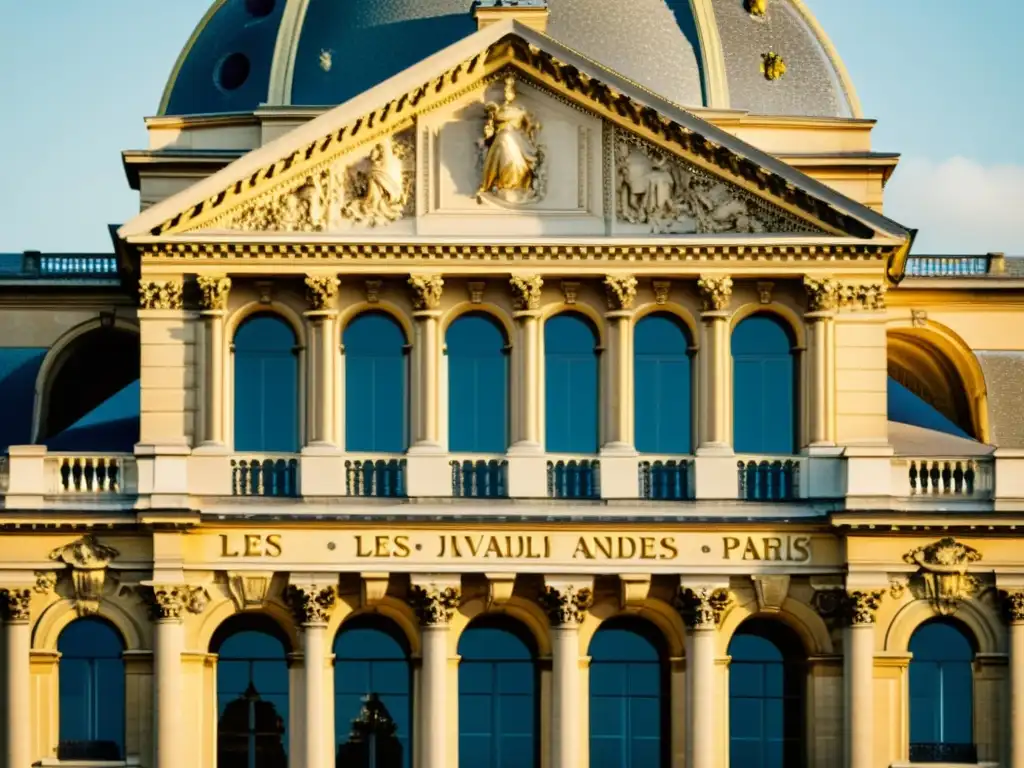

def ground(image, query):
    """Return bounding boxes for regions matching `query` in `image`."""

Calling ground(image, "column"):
[2,589,31,768]
[303,276,341,447]
[804,278,839,447]
[196,276,231,447]
[696,277,733,451]
[288,584,337,768]
[509,275,544,453]
[1006,591,1024,768]
[680,586,729,768]
[408,275,444,452]
[542,581,593,768]
[408,582,461,768]
[149,587,188,768]
[603,275,638,453]
[845,590,882,768]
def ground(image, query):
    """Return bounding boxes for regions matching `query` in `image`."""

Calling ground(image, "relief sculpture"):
[477,75,546,206]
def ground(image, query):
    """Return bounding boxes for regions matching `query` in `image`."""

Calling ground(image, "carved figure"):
[343,137,408,225]
[478,75,545,205]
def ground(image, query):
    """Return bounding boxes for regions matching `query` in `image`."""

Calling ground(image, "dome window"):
[218,52,251,91]
[244,0,275,18]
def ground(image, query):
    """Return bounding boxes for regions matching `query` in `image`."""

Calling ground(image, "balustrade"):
[451,458,508,498]
[231,457,299,497]
[547,459,600,500]
[737,458,799,501]
[899,458,993,498]
[47,455,135,494]
[904,255,990,277]
[639,459,692,500]
[345,458,407,498]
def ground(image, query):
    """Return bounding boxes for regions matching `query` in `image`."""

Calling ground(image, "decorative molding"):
[697,275,733,312]
[33,571,57,595]
[804,276,841,312]
[226,572,272,611]
[49,535,119,617]
[364,279,383,304]
[677,586,731,629]
[197,275,231,311]
[510,275,544,311]
[139,280,184,310]
[761,51,787,81]
[144,584,209,621]
[286,584,337,625]
[604,274,638,311]
[360,572,391,605]
[756,281,774,305]
[752,575,790,613]
[846,590,884,625]
[477,75,546,206]
[561,281,580,305]
[619,574,653,609]
[0,588,32,622]
[305,275,340,310]
[539,584,593,626]
[408,274,444,311]
[468,281,487,305]
[486,573,517,608]
[407,583,461,626]
[904,537,982,616]
[652,280,671,305]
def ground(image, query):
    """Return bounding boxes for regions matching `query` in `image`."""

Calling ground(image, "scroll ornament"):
[49,535,119,616]
[539,584,593,626]
[510,275,543,311]
[407,584,461,626]
[904,537,982,616]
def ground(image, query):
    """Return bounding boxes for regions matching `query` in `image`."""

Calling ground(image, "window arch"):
[727,619,806,768]
[545,313,600,453]
[458,616,539,768]
[233,314,299,452]
[634,313,692,454]
[589,618,668,768]
[447,313,509,453]
[212,616,291,768]
[334,615,412,768]
[344,312,409,452]
[909,619,977,763]
[732,314,797,454]
[58,617,126,761]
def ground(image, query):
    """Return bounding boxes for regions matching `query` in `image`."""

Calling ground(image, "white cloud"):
[883,156,1024,255]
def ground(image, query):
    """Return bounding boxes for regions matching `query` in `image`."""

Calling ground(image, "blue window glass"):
[588,619,667,768]
[58,618,126,761]
[728,622,804,768]
[234,315,299,453]
[732,315,796,454]
[634,314,692,454]
[888,377,973,439]
[909,620,975,756]
[545,314,600,453]
[214,620,290,767]
[344,312,409,452]
[447,314,509,453]
[334,616,412,768]
[458,618,538,768]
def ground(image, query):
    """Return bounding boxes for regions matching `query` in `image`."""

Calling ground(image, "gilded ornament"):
[652,280,671,305]
[846,590,884,625]
[510,275,543,311]
[477,75,546,206]
[539,584,593,626]
[761,51,787,81]
[604,274,638,311]
[697,275,733,312]
[305,275,341,310]
[408,274,444,311]
[904,537,982,616]
[0,588,32,622]
[139,280,184,310]
[804,276,841,312]
[286,584,337,625]
[196,275,231,311]
[676,587,731,629]
[407,584,461,626]
[745,0,768,17]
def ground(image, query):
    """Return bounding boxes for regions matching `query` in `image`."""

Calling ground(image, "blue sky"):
[0,1,1021,254]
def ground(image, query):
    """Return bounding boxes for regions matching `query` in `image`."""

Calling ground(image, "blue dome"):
[159,0,858,119]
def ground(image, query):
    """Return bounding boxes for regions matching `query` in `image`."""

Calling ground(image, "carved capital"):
[1002,590,1024,623]
[305,275,340,310]
[139,279,184,310]
[846,590,884,625]
[286,584,337,625]
[510,275,543,311]
[904,537,982,616]
[539,584,593,626]
[144,585,209,621]
[803,276,841,312]
[408,274,444,310]
[677,587,731,629]
[697,276,733,312]
[604,275,638,311]
[197,275,232,311]
[49,535,119,616]
[0,588,32,622]
[407,583,461,626]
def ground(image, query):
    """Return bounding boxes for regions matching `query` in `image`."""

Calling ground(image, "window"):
[589,619,668,768]
[909,620,977,763]
[214,618,291,768]
[58,618,126,761]
[233,315,299,452]
[728,620,805,768]
[344,312,408,452]
[732,315,796,454]
[545,314,600,453]
[458,617,538,768]
[634,314,692,454]
[447,313,509,453]
[334,616,412,768]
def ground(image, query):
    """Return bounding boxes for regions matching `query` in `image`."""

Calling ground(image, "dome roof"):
[159,0,860,119]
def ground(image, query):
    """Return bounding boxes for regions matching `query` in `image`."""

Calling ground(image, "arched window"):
[909,620,976,763]
[58,618,126,761]
[458,617,539,768]
[234,315,299,452]
[545,314,600,453]
[728,620,805,768]
[334,616,412,768]
[213,617,291,768]
[634,314,692,454]
[344,312,408,452]
[589,618,668,768]
[732,315,796,454]
[447,313,509,453]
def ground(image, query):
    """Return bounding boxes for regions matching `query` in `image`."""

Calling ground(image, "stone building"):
[1,1,1021,767]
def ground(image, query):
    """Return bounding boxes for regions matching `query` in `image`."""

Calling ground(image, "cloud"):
[883,156,1024,255]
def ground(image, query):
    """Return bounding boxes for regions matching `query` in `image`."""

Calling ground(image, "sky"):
[0,1,1021,254]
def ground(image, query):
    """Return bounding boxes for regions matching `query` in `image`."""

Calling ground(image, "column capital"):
[1002,589,1024,624]
[143,584,209,622]
[286,584,337,626]
[0,588,32,623]
[408,582,461,626]
[408,274,444,310]
[510,274,544,311]
[540,581,593,627]
[196,275,232,311]
[846,589,884,625]
[677,586,731,630]
[803,275,841,312]
[604,274,638,311]
[696,275,733,312]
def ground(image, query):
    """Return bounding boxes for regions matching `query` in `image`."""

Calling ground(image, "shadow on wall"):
[888,377,973,440]
[0,348,47,451]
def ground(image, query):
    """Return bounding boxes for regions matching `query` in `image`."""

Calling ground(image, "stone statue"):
[342,137,408,226]
[477,75,545,205]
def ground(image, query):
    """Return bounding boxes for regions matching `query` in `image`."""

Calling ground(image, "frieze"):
[139,280,184,310]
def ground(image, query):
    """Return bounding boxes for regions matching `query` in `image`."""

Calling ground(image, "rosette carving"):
[407,584,461,626]
[604,275,638,311]
[408,275,444,311]
[197,275,231,311]
[287,584,337,625]
[539,584,593,626]
[697,276,733,312]
[510,275,543,311]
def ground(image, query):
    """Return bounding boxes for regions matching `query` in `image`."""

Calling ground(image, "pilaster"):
[287,580,338,768]
[696,275,732,453]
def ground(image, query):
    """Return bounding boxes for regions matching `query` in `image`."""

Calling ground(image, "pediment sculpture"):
[615,133,816,235]
[477,75,546,206]
[903,537,984,616]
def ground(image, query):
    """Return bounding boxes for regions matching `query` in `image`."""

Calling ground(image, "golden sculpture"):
[761,51,787,81]
[477,75,545,205]
[342,137,408,226]
[745,0,767,17]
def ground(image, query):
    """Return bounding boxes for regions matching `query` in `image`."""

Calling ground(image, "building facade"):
[2,2,1024,768]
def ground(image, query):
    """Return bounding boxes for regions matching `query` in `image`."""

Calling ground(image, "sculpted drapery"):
[477,75,545,205]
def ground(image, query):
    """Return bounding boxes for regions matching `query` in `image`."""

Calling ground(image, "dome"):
[159,0,859,119]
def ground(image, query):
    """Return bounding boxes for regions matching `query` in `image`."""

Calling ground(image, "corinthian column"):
[696,276,733,452]
[1005,591,1024,768]
[408,275,444,452]
[303,275,341,447]
[845,590,882,768]
[408,581,461,768]
[804,277,839,447]
[509,276,544,453]
[287,583,338,768]
[196,276,231,447]
[603,275,638,453]
[678,585,730,768]
[2,588,31,768]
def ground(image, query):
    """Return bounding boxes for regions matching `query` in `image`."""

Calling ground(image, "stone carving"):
[342,137,411,226]
[510,275,543,311]
[697,275,733,312]
[197,275,231,311]
[804,276,841,312]
[286,584,337,625]
[49,535,119,616]
[652,280,671,305]
[226,572,272,611]
[139,280,184,310]
[746,0,767,17]
[604,275,638,311]
[478,75,546,206]
[810,588,846,622]
[889,577,908,600]
[408,274,444,311]
[761,51,787,81]
[911,309,928,328]
[539,584,593,626]
[677,587,731,629]
[846,590,884,625]
[407,584,461,626]
[839,283,886,311]
[305,275,340,310]
[561,281,580,305]
[752,575,790,613]
[365,280,383,304]
[904,537,983,616]
[1001,590,1024,623]
[34,571,57,594]
[0,588,32,622]
[145,585,209,621]
[757,281,774,305]
[468,281,486,305]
